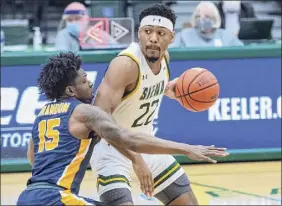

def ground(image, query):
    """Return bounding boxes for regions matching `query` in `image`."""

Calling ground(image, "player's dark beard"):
[146,56,159,63]
[145,45,160,63]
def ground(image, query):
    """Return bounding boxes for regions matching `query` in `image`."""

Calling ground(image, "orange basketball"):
[175,68,220,112]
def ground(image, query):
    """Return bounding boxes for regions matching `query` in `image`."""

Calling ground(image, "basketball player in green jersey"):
[90,4,228,206]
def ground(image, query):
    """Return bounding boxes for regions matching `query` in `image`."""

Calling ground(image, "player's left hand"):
[132,156,154,197]
[164,78,180,102]
[185,145,229,163]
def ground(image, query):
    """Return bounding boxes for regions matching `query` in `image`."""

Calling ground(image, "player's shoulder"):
[107,56,139,84]
[118,42,141,56]
[109,43,140,74]
[118,42,141,65]
[110,55,138,72]
[104,42,140,84]
[70,103,98,124]
[71,103,90,115]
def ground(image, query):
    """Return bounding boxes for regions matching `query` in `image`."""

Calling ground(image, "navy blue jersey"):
[27,98,95,194]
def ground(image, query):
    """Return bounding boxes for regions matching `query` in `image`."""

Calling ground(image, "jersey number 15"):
[38,118,61,152]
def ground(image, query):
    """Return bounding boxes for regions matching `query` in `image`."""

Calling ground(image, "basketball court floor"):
[1,161,281,205]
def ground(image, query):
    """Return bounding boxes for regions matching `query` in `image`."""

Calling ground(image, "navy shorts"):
[17,183,104,206]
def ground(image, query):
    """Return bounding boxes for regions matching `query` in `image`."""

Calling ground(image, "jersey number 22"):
[132,99,159,127]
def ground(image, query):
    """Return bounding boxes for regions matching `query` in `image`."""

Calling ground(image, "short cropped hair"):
[139,4,177,27]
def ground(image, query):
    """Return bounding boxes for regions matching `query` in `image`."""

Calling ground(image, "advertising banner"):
[1,56,281,160]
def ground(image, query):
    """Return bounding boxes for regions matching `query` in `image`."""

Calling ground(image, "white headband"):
[140,15,174,32]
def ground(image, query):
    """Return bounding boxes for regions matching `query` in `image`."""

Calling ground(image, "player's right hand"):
[132,155,154,197]
[185,145,229,163]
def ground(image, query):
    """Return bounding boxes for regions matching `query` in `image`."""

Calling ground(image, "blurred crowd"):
[170,1,247,48]
[1,0,281,53]
[57,1,246,51]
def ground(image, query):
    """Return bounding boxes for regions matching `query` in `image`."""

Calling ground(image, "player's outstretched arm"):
[74,104,228,163]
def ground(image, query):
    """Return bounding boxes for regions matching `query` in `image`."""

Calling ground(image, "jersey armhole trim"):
[164,55,170,81]
[118,52,142,101]
[66,103,87,141]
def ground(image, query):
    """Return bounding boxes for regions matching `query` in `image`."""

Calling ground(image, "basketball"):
[175,68,219,112]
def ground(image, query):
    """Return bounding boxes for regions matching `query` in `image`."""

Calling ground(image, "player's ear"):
[138,27,141,39]
[65,86,75,97]
[170,31,175,43]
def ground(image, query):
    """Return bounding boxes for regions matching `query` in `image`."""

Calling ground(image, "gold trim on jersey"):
[164,55,170,81]
[97,174,131,189]
[57,139,91,190]
[59,190,90,205]
[118,51,142,101]
[153,161,181,188]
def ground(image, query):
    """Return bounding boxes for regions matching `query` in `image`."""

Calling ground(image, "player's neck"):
[56,95,72,102]
[145,57,163,75]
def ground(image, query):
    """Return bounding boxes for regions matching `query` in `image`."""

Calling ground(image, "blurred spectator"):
[216,1,256,35]
[55,2,88,52]
[55,2,117,52]
[170,1,244,48]
[182,21,193,29]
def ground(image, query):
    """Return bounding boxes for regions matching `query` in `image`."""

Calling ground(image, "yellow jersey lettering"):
[62,103,70,113]
[49,104,56,115]
[39,103,70,116]
[44,105,50,115]
[38,106,47,117]
[53,104,59,115]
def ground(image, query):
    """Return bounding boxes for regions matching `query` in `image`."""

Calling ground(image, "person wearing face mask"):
[169,1,244,48]
[55,2,118,52]
[55,2,88,52]
[216,1,256,35]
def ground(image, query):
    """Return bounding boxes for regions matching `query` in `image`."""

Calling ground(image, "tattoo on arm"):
[76,104,183,155]
[77,104,126,146]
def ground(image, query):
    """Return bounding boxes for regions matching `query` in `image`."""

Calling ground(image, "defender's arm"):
[73,103,226,163]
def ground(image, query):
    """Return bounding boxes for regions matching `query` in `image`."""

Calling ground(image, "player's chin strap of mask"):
[140,15,174,32]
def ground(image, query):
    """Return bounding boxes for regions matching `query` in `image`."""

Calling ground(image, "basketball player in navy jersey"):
[17,52,227,205]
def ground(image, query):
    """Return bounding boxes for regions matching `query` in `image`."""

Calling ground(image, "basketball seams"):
[188,82,218,95]
[176,86,185,108]
[175,68,219,112]
[177,82,219,98]
[181,70,198,112]
[189,84,219,103]
[176,70,187,97]
[187,70,208,95]
[177,82,219,103]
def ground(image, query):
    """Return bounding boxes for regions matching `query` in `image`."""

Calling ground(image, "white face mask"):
[223,1,241,13]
